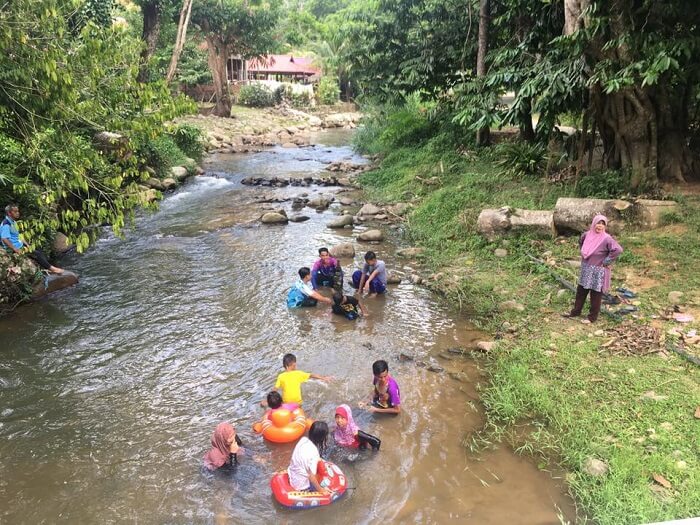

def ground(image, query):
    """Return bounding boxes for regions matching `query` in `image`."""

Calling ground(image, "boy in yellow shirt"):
[274,353,332,405]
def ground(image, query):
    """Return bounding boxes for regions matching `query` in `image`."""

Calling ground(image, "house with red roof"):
[227,54,321,83]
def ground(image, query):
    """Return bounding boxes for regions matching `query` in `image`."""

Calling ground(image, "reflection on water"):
[0,134,576,524]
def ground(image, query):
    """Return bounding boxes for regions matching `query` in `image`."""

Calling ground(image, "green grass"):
[358,126,700,524]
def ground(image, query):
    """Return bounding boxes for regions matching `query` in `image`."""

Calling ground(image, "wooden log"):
[510,209,556,237]
[553,197,631,234]
[476,207,511,240]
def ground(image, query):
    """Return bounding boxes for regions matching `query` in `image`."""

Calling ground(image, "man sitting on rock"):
[1,204,64,274]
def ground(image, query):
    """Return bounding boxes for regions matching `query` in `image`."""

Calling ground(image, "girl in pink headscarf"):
[333,404,381,450]
[203,422,244,471]
[564,214,623,323]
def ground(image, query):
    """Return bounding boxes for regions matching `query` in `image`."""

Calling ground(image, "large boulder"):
[477,207,511,240]
[260,212,288,224]
[31,271,79,299]
[330,243,355,258]
[553,198,631,234]
[327,215,354,228]
[358,203,383,216]
[53,233,73,254]
[170,166,189,180]
[634,199,678,230]
[357,229,384,242]
[307,195,333,210]
[161,178,177,190]
[146,177,164,190]
[510,209,556,237]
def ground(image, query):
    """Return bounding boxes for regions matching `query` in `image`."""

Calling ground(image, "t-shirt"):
[287,437,320,490]
[0,216,23,251]
[362,260,387,286]
[332,296,359,317]
[275,370,311,404]
[373,375,401,407]
[287,278,315,308]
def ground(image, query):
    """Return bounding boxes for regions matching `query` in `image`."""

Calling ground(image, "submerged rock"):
[289,215,310,223]
[357,229,384,242]
[260,212,288,224]
[330,243,355,258]
[327,215,354,228]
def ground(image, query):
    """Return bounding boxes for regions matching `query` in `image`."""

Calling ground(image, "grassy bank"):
[356,110,700,524]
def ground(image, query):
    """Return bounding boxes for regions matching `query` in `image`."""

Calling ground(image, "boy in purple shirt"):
[368,360,400,414]
[311,247,343,290]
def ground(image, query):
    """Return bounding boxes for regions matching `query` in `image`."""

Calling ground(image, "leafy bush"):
[289,91,312,108]
[575,169,630,198]
[141,135,187,178]
[494,141,548,178]
[317,77,340,105]
[0,251,42,316]
[237,83,275,107]
[169,124,203,162]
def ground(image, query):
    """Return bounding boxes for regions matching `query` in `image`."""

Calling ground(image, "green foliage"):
[494,141,548,178]
[141,135,186,177]
[237,83,276,107]
[316,77,340,105]
[169,124,204,162]
[0,252,42,315]
[575,170,630,199]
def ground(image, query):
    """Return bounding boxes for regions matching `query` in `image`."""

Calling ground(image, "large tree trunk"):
[517,98,535,143]
[476,0,490,146]
[166,0,194,84]
[138,1,162,83]
[563,0,589,35]
[205,35,232,117]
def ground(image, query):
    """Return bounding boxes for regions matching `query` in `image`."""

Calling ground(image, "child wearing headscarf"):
[333,404,381,450]
[564,214,623,323]
[203,422,244,471]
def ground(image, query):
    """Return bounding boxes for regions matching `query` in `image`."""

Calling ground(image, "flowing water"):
[0,131,576,524]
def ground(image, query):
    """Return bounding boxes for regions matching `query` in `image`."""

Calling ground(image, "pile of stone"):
[241,175,355,188]
[477,197,678,240]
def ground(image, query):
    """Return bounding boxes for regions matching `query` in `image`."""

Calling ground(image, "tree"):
[136,0,164,82]
[475,0,490,145]
[166,0,194,83]
[191,0,280,117]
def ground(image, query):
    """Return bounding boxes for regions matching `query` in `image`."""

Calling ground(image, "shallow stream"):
[0,131,576,524]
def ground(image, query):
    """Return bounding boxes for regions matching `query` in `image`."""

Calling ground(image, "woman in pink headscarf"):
[203,422,244,471]
[333,404,381,450]
[564,214,623,323]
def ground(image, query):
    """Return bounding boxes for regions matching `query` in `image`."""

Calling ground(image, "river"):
[0,130,576,524]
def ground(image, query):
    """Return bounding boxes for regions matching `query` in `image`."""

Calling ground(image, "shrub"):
[141,135,186,178]
[289,91,312,108]
[575,169,630,199]
[317,77,340,105]
[237,83,275,107]
[0,251,41,316]
[494,141,548,178]
[169,124,203,162]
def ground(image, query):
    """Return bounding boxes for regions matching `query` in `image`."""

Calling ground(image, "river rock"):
[386,273,402,284]
[161,178,177,190]
[582,457,609,477]
[634,199,678,229]
[494,248,508,257]
[289,214,310,223]
[282,142,298,148]
[307,195,333,210]
[171,166,189,180]
[500,300,525,312]
[138,189,158,204]
[260,212,288,224]
[668,291,684,305]
[330,243,355,258]
[357,229,384,242]
[339,197,355,206]
[359,203,382,216]
[31,271,79,299]
[409,274,423,285]
[53,233,73,254]
[477,207,511,240]
[397,247,424,258]
[510,209,556,237]
[476,341,495,352]
[327,215,354,228]
[553,197,631,234]
[308,116,323,127]
[146,177,164,190]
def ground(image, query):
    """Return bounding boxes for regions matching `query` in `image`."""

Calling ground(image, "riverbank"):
[353,114,700,523]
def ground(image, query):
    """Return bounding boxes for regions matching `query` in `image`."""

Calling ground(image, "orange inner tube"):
[252,408,312,443]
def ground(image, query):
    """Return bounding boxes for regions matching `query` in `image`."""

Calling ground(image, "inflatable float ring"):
[271,460,348,509]
[252,408,313,443]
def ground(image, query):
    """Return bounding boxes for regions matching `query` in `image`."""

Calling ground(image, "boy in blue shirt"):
[287,267,333,308]
[1,204,64,274]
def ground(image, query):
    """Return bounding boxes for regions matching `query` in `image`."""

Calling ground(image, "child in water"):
[203,422,244,471]
[273,353,332,406]
[287,421,332,494]
[363,360,401,414]
[352,251,388,296]
[333,404,381,450]
[331,291,368,320]
[257,391,299,426]
[311,247,343,290]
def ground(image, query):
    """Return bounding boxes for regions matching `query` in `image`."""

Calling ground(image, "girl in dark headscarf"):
[564,214,623,323]
[203,422,243,471]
